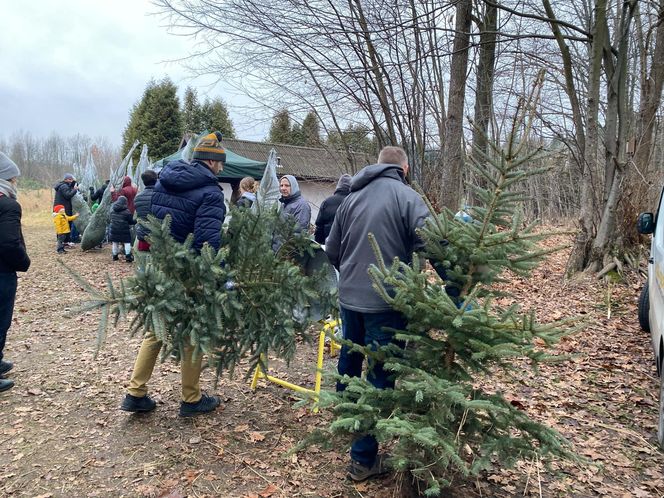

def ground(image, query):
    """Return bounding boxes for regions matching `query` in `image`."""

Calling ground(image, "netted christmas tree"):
[70,201,336,378]
[308,83,579,495]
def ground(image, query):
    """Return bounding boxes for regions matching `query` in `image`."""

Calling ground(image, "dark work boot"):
[0,360,13,376]
[0,378,14,393]
[347,454,390,482]
[112,254,119,261]
[179,394,221,417]
[125,253,134,263]
[120,394,157,413]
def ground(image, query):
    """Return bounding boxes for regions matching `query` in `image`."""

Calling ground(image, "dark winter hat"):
[192,131,226,163]
[336,173,352,192]
[114,195,128,209]
[54,204,65,213]
[63,173,75,181]
[0,152,20,180]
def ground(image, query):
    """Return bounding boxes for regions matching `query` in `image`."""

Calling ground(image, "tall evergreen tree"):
[182,86,203,134]
[122,78,183,161]
[327,124,376,155]
[301,111,321,147]
[122,80,155,158]
[267,109,293,144]
[290,123,305,146]
[200,97,236,138]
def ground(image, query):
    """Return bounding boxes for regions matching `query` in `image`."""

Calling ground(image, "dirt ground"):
[1,190,664,497]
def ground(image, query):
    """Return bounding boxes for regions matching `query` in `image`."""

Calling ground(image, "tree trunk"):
[439,0,472,212]
[542,0,594,274]
[589,0,638,267]
[471,2,498,160]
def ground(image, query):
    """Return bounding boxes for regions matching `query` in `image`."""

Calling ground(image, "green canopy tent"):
[153,147,267,181]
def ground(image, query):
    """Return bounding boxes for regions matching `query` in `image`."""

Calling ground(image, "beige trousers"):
[127,334,203,403]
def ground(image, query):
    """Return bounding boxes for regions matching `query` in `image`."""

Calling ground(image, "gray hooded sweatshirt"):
[325,163,429,313]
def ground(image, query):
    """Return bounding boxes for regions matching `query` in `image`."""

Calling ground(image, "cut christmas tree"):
[308,76,579,495]
[70,198,336,378]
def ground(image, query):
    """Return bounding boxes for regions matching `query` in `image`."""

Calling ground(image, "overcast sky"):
[0,1,267,145]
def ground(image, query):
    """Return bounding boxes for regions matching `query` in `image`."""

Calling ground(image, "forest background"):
[3,0,664,273]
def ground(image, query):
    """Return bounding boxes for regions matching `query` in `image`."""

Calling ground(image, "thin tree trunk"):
[472,2,498,160]
[590,0,638,267]
[542,0,594,274]
[439,0,472,212]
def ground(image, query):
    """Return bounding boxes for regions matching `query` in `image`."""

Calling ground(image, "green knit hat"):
[192,132,227,163]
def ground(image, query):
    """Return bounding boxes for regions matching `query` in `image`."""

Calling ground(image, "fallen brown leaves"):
[0,225,662,497]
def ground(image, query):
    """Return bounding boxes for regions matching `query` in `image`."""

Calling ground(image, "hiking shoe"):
[0,379,14,393]
[112,254,119,261]
[0,361,13,376]
[347,454,389,482]
[179,394,221,417]
[120,394,157,413]
[125,253,134,263]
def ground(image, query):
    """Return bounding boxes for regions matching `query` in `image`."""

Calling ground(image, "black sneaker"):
[0,379,14,393]
[125,253,134,263]
[0,360,13,376]
[120,394,157,413]
[347,454,390,482]
[179,394,221,417]
[112,254,119,261]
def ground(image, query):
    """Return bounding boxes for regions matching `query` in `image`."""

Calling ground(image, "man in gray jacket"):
[325,146,429,481]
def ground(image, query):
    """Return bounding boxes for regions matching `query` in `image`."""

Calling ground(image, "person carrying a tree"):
[110,175,138,214]
[120,132,227,417]
[52,204,79,254]
[325,146,429,481]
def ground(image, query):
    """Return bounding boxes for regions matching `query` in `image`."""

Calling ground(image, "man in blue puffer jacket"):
[120,132,227,418]
[151,134,227,252]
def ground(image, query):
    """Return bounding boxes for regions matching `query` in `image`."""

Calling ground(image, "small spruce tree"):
[70,204,335,377]
[308,87,578,495]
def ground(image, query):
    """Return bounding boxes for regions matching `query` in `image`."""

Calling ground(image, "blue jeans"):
[70,222,80,243]
[0,272,18,362]
[336,306,406,467]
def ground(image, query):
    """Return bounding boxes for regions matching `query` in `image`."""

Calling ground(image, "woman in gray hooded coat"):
[278,174,311,232]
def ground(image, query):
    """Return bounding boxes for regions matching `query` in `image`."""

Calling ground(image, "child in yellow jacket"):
[53,204,78,253]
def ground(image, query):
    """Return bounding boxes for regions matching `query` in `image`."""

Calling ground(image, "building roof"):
[220,138,373,181]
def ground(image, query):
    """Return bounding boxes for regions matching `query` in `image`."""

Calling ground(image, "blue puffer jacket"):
[151,159,226,252]
[134,185,155,242]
